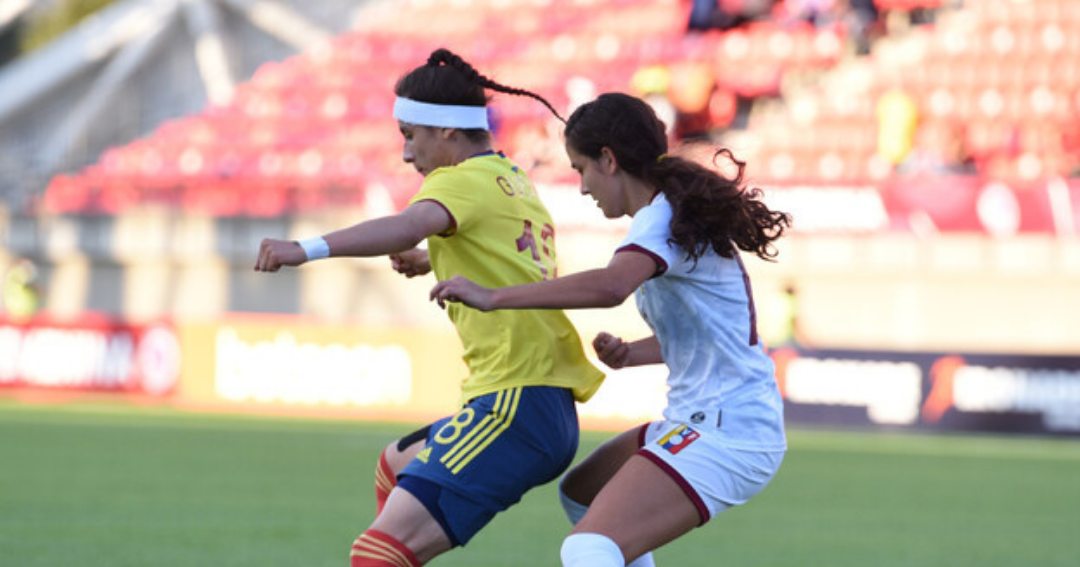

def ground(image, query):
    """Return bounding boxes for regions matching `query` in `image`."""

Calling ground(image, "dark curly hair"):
[564,92,791,263]
[394,48,563,141]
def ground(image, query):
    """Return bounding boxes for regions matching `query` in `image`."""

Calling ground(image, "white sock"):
[561,533,625,567]
[628,551,657,567]
[558,487,656,567]
[559,485,589,524]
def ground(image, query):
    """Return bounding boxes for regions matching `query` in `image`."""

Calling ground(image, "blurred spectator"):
[630,65,677,138]
[777,0,880,54]
[707,87,740,130]
[781,0,840,26]
[2,258,41,320]
[506,119,568,182]
[844,0,881,54]
[760,281,805,350]
[897,120,975,177]
[876,88,918,165]
[630,64,671,98]
[688,0,740,32]
[687,0,776,32]
[666,62,718,140]
[778,282,804,348]
[0,6,24,66]
[631,62,728,141]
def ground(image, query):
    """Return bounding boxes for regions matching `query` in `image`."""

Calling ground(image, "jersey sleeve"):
[616,197,679,276]
[408,167,480,236]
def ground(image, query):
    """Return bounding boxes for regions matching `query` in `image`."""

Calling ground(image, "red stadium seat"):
[43,175,91,213]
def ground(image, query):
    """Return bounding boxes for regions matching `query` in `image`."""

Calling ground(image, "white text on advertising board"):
[214,328,411,406]
[954,365,1080,431]
[784,357,923,424]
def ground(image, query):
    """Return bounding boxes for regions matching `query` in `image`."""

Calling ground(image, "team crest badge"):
[657,424,700,455]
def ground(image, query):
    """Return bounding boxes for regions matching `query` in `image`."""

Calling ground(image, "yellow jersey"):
[409,152,604,404]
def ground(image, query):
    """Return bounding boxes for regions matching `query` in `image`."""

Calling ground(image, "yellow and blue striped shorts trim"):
[438,387,523,474]
[396,385,579,546]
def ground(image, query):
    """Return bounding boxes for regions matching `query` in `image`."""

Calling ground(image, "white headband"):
[393,97,489,130]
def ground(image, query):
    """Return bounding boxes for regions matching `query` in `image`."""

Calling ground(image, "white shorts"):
[638,420,785,524]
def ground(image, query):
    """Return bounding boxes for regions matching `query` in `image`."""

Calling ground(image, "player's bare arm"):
[593,333,662,368]
[430,249,657,311]
[254,201,450,272]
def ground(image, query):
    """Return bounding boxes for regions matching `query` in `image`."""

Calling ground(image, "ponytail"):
[395,48,563,129]
[649,149,791,263]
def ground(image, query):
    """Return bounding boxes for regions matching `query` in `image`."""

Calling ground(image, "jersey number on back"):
[516,220,556,279]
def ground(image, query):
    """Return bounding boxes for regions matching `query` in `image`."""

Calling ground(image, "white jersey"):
[618,193,786,452]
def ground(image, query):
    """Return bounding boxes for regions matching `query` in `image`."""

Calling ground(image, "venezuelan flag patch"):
[657,424,700,455]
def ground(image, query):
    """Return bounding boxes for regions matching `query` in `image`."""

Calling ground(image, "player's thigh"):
[572,454,701,562]
[370,484,453,563]
[560,424,648,505]
[383,423,434,475]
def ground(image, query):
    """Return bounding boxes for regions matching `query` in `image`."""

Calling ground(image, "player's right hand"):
[254,238,307,272]
[593,332,630,369]
[429,275,494,311]
[390,248,432,278]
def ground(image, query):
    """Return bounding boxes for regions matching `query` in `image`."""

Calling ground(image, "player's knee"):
[379,441,400,471]
[376,446,396,476]
[374,450,397,515]
[560,533,625,567]
[351,529,422,567]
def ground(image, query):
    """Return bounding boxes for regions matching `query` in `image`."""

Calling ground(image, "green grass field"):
[2,400,1078,566]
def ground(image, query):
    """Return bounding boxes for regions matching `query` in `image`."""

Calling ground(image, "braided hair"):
[395,48,563,141]
[565,93,792,263]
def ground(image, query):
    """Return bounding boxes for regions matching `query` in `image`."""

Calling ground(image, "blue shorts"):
[397,386,579,546]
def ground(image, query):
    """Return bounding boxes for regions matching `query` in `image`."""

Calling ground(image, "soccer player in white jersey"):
[430,92,792,567]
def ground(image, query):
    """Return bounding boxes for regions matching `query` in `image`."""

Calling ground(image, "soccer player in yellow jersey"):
[254,48,604,567]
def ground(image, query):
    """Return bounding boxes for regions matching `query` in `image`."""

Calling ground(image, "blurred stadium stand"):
[0,0,362,212]
[1,0,1078,353]
[2,0,1074,215]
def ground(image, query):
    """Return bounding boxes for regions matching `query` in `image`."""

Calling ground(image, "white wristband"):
[298,236,330,260]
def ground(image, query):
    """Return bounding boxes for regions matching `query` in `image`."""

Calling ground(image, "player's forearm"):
[322,216,427,258]
[625,336,663,366]
[489,268,635,310]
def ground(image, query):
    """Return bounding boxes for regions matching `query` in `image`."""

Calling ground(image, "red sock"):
[350,529,421,567]
[374,452,397,515]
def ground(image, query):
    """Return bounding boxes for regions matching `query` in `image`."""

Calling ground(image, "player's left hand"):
[430,275,494,311]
